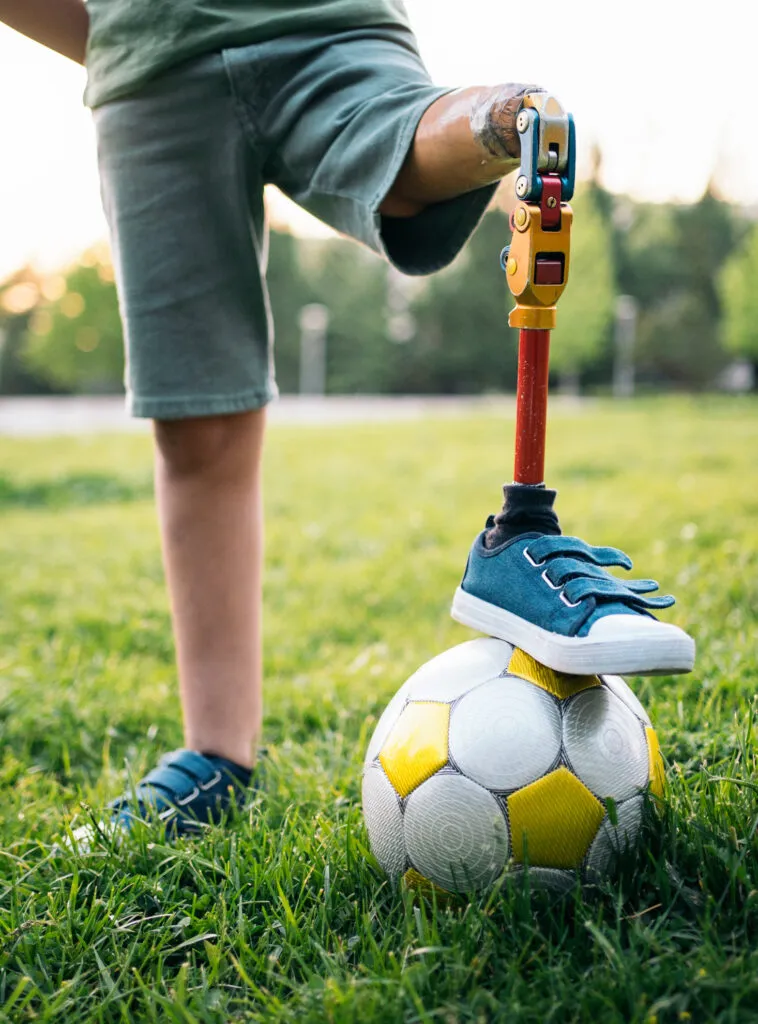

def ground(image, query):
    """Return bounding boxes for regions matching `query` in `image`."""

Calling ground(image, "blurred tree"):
[615,201,682,308]
[268,227,400,394]
[22,248,124,393]
[671,187,740,315]
[637,290,726,387]
[406,209,517,394]
[550,187,616,390]
[302,237,395,393]
[719,222,758,361]
[614,186,741,388]
[0,269,62,395]
[266,227,315,392]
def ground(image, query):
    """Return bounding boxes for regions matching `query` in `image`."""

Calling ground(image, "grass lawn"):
[1,396,757,1023]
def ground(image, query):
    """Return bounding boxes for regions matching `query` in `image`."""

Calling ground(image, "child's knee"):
[154,409,265,479]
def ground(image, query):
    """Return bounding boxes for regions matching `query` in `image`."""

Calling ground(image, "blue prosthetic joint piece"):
[516,106,576,203]
[563,115,576,201]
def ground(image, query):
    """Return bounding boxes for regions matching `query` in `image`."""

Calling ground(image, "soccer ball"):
[362,638,664,893]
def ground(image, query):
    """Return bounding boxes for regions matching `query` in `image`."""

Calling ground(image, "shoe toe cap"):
[586,613,689,641]
[586,614,695,674]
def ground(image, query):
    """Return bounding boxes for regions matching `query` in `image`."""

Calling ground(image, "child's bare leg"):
[381,83,539,216]
[153,409,265,770]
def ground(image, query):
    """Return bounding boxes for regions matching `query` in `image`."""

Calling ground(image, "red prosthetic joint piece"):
[534,258,564,285]
[540,174,563,230]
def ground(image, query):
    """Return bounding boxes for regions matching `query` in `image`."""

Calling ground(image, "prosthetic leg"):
[451,93,694,676]
[491,93,589,688]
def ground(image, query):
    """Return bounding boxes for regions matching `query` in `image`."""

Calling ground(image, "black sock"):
[484,483,562,548]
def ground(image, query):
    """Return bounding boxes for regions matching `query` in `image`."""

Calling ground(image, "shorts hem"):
[376,182,499,277]
[127,386,278,420]
[369,86,455,214]
[368,90,499,276]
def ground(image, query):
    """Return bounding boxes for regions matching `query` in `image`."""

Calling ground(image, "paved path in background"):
[0,394,537,436]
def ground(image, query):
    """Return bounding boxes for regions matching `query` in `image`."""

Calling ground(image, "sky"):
[1,0,755,279]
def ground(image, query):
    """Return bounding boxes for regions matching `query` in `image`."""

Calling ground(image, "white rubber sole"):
[451,587,695,676]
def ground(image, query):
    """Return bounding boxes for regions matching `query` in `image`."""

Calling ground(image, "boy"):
[1,0,693,838]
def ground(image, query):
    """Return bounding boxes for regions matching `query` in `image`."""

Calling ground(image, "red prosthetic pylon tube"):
[513,327,551,485]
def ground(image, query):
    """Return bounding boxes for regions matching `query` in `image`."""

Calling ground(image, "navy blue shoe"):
[451,530,695,676]
[69,748,258,850]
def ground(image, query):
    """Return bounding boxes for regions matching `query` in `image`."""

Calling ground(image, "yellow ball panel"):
[402,867,456,905]
[379,701,450,798]
[507,766,606,869]
[508,649,600,700]
[646,726,665,799]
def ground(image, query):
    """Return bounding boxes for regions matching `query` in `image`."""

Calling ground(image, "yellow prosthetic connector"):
[505,199,572,330]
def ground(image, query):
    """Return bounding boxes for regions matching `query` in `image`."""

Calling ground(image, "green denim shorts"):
[94,25,497,419]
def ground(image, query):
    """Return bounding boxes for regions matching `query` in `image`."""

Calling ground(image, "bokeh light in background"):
[0,0,756,279]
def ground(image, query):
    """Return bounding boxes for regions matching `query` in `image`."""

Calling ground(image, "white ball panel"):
[404,773,508,892]
[584,796,644,880]
[563,688,649,801]
[449,676,562,790]
[364,678,413,764]
[405,638,513,702]
[601,675,652,727]
[362,763,406,879]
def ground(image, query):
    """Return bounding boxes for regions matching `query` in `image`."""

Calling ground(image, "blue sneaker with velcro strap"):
[68,748,257,850]
[451,530,695,676]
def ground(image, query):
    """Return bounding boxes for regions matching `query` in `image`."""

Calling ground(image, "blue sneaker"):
[68,748,257,850]
[451,530,695,675]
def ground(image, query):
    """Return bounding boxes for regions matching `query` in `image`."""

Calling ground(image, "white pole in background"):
[298,303,329,396]
[613,294,637,398]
